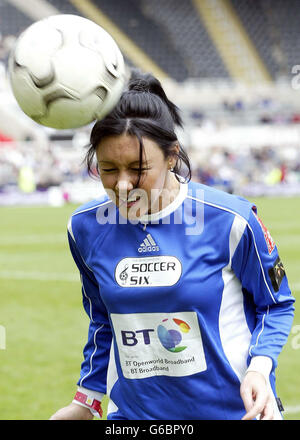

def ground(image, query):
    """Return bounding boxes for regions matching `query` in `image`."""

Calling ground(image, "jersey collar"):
[139,180,188,224]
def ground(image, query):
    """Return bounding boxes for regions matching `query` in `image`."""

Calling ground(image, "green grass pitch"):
[0,197,299,420]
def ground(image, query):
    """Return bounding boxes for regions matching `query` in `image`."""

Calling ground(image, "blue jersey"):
[67,180,295,420]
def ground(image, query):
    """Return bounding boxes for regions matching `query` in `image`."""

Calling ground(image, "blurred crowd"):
[1,130,300,200]
[190,145,300,195]
[0,138,88,193]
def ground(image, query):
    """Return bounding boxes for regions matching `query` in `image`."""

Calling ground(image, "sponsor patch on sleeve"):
[252,210,275,254]
[268,257,285,292]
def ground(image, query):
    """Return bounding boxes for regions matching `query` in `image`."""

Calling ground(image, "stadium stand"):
[0,0,32,38]
[2,0,300,83]
[141,0,229,79]
[0,0,32,63]
[90,0,189,81]
[230,0,300,80]
[46,0,78,15]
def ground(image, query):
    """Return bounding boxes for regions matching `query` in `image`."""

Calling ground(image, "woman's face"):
[96,134,178,220]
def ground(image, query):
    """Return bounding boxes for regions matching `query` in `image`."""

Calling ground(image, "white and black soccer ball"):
[8,14,126,129]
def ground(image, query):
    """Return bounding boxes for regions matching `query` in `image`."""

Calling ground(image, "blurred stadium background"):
[0,0,299,420]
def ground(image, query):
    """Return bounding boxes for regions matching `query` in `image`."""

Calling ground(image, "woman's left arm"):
[231,207,295,419]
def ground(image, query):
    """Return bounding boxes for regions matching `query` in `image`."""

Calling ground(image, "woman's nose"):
[115,173,134,194]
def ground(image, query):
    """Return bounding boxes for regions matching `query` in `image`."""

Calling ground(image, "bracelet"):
[74,390,103,418]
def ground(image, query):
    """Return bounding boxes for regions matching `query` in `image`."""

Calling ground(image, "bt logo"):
[121,317,191,353]
[157,318,190,352]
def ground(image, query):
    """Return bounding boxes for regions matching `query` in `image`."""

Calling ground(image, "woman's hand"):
[49,402,94,420]
[240,371,274,420]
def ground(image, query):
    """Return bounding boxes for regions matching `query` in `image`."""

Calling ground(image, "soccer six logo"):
[115,256,182,287]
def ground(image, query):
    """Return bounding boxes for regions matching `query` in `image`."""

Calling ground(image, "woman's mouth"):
[120,195,141,209]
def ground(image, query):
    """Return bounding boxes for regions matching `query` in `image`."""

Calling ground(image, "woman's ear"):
[168,142,180,170]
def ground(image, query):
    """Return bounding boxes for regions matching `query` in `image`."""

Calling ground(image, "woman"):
[50,71,294,420]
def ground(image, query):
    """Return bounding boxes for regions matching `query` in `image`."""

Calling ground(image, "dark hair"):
[85,69,191,186]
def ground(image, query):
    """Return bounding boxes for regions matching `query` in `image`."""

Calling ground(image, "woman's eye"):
[100,167,150,173]
[131,168,149,172]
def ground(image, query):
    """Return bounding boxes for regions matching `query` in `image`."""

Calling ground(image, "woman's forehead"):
[96,134,163,163]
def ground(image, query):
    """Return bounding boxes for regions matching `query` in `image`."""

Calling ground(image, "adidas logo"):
[138,233,160,253]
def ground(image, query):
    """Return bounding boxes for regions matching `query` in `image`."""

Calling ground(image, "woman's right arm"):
[50,227,112,420]
[50,402,94,420]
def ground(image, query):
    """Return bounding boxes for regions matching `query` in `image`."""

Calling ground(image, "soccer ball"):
[8,14,126,129]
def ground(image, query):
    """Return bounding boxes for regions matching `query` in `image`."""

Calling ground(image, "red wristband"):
[74,391,103,417]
